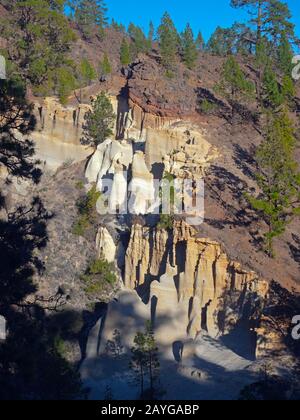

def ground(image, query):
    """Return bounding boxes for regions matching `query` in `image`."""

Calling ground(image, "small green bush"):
[72,214,89,236]
[199,98,217,115]
[157,214,174,230]
[165,69,175,79]
[75,180,84,190]
[72,185,101,237]
[160,172,176,212]
[81,259,118,298]
[54,335,67,357]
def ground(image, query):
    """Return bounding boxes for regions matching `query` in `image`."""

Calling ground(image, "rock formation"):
[125,220,269,342]
[128,151,155,214]
[85,138,133,185]
[96,226,116,263]
[31,97,91,169]
[124,224,169,290]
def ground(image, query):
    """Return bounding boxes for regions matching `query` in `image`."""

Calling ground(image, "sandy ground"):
[80,289,261,400]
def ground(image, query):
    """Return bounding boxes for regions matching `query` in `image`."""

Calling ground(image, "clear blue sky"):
[106,0,300,41]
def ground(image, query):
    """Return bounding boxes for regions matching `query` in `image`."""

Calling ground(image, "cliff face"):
[125,220,269,346]
[31,97,91,169]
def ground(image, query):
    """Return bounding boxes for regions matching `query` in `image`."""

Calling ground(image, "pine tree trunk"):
[257,0,263,44]
[149,352,153,400]
[140,364,144,399]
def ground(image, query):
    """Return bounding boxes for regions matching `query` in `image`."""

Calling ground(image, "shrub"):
[81,259,117,298]
[165,69,175,79]
[75,180,84,190]
[157,214,174,230]
[160,172,176,213]
[72,185,100,237]
[199,98,217,115]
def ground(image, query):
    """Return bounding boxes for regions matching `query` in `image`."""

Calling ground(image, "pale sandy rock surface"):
[80,289,260,400]
[96,226,116,263]
[125,221,269,342]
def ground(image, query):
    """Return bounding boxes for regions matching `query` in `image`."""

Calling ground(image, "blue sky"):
[106,0,300,41]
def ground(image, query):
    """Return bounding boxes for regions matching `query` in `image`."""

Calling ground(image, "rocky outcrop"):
[85,138,133,185]
[129,151,155,214]
[144,122,218,170]
[124,221,269,342]
[124,224,170,290]
[85,139,156,215]
[96,226,116,263]
[31,97,91,169]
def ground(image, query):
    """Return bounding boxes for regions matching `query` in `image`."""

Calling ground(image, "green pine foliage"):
[262,66,282,109]
[0,0,76,100]
[120,38,131,66]
[215,56,254,111]
[262,66,295,110]
[99,53,112,76]
[247,111,300,256]
[206,26,234,56]
[181,24,198,70]
[277,33,293,76]
[81,259,117,298]
[130,322,160,400]
[147,21,155,50]
[81,92,116,149]
[79,58,97,86]
[72,185,101,237]
[196,31,205,51]
[157,12,179,68]
[231,0,297,49]
[57,67,77,105]
[74,0,108,39]
[128,23,150,58]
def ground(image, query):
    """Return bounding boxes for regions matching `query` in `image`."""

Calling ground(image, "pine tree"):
[99,53,112,76]
[264,0,295,47]
[147,21,155,50]
[231,0,297,48]
[67,0,81,19]
[232,23,256,55]
[143,321,160,399]
[0,0,76,99]
[128,23,148,58]
[81,92,116,150]
[254,38,270,104]
[215,56,254,117]
[277,33,293,76]
[247,111,300,256]
[281,75,295,106]
[105,329,124,358]
[130,331,147,399]
[262,66,282,109]
[75,0,108,39]
[111,19,126,33]
[230,0,268,44]
[79,58,96,86]
[57,67,77,105]
[206,26,234,56]
[120,39,131,66]
[196,31,205,51]
[129,322,160,400]
[181,24,198,70]
[157,12,179,68]
[261,65,294,110]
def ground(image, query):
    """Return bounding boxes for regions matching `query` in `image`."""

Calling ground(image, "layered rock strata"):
[125,221,269,341]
